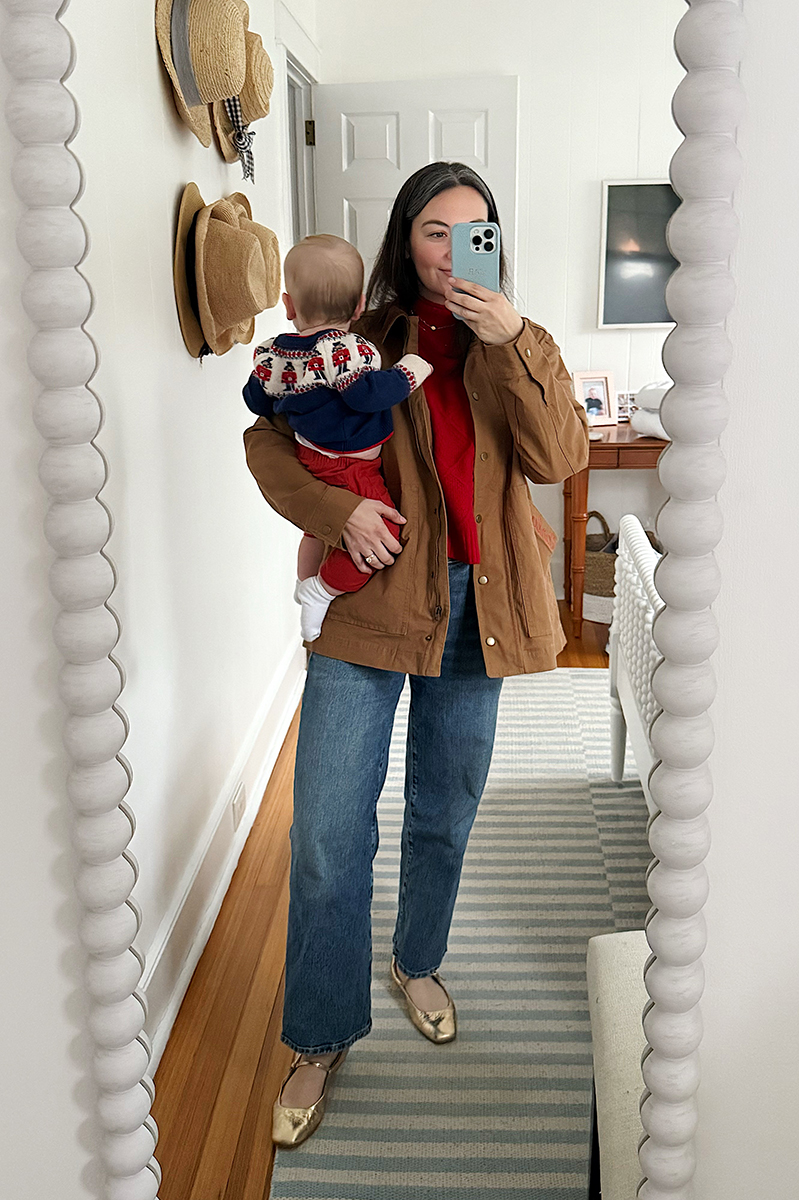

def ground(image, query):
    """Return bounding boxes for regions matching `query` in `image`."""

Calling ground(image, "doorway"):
[286,54,316,244]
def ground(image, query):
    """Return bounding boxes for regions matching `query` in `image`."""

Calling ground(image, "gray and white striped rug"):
[270,668,651,1199]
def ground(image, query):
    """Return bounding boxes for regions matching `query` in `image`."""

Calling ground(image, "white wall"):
[316,0,684,584]
[61,0,319,1047]
[0,1,317,1194]
[695,1,799,1194]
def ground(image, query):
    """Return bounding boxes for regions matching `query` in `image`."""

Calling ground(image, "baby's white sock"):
[294,574,335,642]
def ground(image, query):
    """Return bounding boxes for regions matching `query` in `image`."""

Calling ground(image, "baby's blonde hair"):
[284,234,364,326]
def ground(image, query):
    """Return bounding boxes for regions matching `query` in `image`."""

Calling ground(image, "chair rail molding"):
[641,1,745,1197]
[2,0,161,1196]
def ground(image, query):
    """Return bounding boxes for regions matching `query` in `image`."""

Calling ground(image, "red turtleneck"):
[414,297,480,565]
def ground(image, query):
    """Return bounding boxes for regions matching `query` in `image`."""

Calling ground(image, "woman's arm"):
[244,414,360,546]
[243,414,405,560]
[483,320,590,484]
[444,278,589,485]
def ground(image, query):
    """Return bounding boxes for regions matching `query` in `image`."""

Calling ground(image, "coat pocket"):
[506,491,558,639]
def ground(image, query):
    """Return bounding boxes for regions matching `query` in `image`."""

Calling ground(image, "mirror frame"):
[641,2,744,1195]
[1,0,743,1196]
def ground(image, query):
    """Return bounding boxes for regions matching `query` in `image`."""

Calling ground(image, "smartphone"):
[450,222,501,318]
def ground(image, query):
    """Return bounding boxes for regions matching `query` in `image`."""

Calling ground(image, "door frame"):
[286,53,316,242]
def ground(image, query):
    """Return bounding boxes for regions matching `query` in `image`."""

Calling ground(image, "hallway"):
[151,608,615,1198]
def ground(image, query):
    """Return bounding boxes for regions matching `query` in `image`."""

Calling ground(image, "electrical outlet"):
[231,781,247,831]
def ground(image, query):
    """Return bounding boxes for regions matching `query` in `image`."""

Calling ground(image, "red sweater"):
[414,297,480,565]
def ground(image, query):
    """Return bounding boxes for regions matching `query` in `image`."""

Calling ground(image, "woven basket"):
[584,511,616,598]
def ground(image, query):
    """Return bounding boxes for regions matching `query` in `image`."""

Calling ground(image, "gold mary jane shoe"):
[272,1049,347,1148]
[390,957,457,1044]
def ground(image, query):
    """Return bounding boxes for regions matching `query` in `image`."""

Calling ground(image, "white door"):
[311,76,518,283]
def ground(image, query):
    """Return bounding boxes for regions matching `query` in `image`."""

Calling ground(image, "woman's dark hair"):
[365,161,512,313]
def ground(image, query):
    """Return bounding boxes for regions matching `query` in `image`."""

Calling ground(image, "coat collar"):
[356,302,411,344]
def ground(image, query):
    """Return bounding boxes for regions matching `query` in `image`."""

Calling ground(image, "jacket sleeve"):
[243,414,364,549]
[483,319,590,484]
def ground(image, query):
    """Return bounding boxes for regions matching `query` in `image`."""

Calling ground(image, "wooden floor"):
[151,604,608,1198]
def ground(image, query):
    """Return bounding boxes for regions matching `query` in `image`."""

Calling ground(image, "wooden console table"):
[563,424,668,638]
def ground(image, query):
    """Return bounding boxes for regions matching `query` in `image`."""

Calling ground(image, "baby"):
[243,234,432,641]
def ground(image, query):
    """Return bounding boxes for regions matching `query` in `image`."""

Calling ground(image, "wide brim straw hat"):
[173,183,281,358]
[211,29,274,163]
[155,0,247,147]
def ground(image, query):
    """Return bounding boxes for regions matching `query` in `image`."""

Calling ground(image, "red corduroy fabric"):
[296,443,400,594]
[414,297,480,565]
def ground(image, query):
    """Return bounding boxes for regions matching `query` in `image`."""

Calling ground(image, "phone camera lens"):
[472,235,482,247]
[484,240,494,253]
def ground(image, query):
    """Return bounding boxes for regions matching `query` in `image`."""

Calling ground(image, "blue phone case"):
[450,222,501,319]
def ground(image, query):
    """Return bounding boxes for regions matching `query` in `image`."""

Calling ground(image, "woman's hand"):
[342,497,406,574]
[443,278,525,345]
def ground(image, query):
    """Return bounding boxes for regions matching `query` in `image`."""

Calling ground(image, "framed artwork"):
[573,371,617,426]
[598,180,681,328]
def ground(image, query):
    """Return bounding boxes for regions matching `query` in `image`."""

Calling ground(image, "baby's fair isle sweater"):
[243,328,429,454]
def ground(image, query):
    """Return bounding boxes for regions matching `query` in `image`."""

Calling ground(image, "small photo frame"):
[573,371,617,426]
[616,391,636,422]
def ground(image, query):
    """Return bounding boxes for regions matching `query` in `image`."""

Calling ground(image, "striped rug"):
[269,667,652,1199]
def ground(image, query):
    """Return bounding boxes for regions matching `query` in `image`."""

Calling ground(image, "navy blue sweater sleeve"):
[336,366,411,414]
[243,374,275,419]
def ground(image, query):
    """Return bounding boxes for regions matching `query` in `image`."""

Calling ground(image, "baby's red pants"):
[296,444,399,594]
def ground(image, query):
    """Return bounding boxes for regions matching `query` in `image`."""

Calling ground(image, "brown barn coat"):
[244,305,589,677]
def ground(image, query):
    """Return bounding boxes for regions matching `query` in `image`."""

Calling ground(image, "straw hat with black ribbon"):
[156,0,270,180]
[155,0,246,148]
[173,183,280,358]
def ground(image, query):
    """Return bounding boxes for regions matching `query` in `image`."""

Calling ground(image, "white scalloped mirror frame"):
[0,0,743,1196]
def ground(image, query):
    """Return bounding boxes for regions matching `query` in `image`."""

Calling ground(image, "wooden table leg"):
[571,467,589,639]
[563,475,572,606]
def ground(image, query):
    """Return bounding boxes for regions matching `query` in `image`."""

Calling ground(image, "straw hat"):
[173,183,281,358]
[211,28,274,164]
[155,0,247,146]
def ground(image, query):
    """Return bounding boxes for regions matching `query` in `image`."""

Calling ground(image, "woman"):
[243,161,589,1147]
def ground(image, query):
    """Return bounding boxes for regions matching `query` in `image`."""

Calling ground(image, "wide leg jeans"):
[281,561,503,1055]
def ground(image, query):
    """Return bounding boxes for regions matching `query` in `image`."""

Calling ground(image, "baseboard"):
[142,639,306,1073]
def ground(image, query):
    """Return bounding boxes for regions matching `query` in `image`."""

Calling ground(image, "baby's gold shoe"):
[272,1049,347,1148]
[390,957,457,1044]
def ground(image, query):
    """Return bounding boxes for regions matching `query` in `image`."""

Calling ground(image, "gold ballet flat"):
[390,957,457,1044]
[272,1049,347,1148]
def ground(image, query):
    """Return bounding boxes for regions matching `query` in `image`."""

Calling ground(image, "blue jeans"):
[282,561,504,1054]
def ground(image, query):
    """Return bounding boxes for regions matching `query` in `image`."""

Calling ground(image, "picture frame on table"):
[573,371,617,426]
[616,391,636,422]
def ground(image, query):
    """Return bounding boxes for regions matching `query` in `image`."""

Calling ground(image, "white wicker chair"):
[608,514,664,815]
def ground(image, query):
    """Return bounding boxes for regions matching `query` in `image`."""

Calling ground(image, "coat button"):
[475,514,482,524]
[480,452,488,461]
[425,634,433,641]
[322,524,331,534]
[478,575,488,584]
[485,636,496,646]
[525,348,531,357]
[471,391,479,400]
